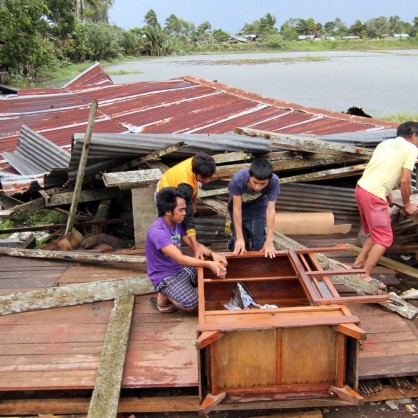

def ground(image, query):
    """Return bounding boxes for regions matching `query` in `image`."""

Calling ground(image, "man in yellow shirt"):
[158,152,216,259]
[354,121,418,289]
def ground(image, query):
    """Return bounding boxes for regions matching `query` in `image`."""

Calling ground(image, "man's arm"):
[231,194,246,254]
[400,167,418,215]
[182,235,228,267]
[177,183,202,258]
[161,244,227,277]
[262,200,277,258]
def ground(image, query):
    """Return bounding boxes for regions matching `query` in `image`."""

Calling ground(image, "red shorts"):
[355,186,393,247]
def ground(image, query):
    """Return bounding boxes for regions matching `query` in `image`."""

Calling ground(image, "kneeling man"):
[145,187,227,313]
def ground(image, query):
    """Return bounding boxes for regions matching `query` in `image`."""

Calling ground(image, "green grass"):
[106,69,143,76]
[1,209,68,230]
[379,112,418,124]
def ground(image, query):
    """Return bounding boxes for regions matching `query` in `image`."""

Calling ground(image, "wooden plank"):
[0,247,146,265]
[358,331,415,344]
[46,188,127,207]
[360,340,418,357]
[0,276,154,315]
[280,164,368,183]
[234,127,373,157]
[66,100,97,235]
[0,301,113,325]
[329,385,364,405]
[281,327,336,385]
[88,295,135,418]
[196,331,223,350]
[0,277,59,289]
[336,323,367,340]
[335,333,345,387]
[0,396,199,415]
[359,355,418,378]
[213,330,278,389]
[0,370,98,390]
[199,392,226,415]
[102,168,162,189]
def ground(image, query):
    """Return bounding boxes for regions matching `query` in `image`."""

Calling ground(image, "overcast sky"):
[109,0,417,33]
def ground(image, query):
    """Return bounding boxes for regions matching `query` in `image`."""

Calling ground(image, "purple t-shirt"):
[228,169,280,220]
[145,217,186,287]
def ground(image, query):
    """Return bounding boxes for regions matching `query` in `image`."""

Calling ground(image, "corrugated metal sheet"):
[3,125,70,175]
[68,132,275,180]
[63,62,113,90]
[0,63,399,193]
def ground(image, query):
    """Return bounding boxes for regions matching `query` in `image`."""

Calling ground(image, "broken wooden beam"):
[280,163,368,183]
[329,385,364,405]
[0,275,153,315]
[65,99,98,235]
[102,168,163,189]
[0,247,146,264]
[88,295,135,418]
[234,127,373,157]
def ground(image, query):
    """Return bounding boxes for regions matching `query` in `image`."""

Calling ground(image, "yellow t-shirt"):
[157,157,198,198]
[358,136,418,200]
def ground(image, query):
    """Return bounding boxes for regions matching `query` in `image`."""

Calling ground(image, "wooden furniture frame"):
[196,249,389,414]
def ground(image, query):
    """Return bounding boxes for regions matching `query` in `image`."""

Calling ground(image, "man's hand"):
[208,261,227,278]
[404,202,418,216]
[211,252,228,266]
[262,241,277,258]
[386,193,395,207]
[233,238,246,255]
[193,247,205,260]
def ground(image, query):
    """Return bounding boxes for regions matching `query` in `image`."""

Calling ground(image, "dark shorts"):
[227,218,266,251]
[155,267,198,309]
[355,186,393,247]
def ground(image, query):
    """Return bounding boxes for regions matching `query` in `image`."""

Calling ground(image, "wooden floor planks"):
[0,254,417,394]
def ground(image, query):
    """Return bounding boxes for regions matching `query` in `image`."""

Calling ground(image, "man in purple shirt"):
[145,187,227,313]
[228,158,280,258]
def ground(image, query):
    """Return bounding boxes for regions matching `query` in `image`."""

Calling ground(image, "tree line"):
[0,1,417,81]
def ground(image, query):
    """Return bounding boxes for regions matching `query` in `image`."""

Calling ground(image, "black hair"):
[191,152,216,178]
[397,121,418,138]
[249,158,273,180]
[156,187,186,217]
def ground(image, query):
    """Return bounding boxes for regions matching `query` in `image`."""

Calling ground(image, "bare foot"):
[352,260,365,269]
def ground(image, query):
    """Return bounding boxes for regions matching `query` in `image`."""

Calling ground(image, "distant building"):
[341,35,361,40]
[228,34,258,43]
[297,34,316,40]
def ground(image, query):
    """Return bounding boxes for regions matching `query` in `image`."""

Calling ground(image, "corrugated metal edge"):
[182,76,399,129]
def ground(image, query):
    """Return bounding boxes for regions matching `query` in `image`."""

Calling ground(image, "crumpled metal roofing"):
[3,125,71,175]
[0,63,398,194]
[68,132,275,180]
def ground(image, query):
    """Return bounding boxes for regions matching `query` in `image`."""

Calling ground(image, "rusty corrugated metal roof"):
[0,63,398,194]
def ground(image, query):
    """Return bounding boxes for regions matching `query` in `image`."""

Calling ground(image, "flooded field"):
[107,49,418,118]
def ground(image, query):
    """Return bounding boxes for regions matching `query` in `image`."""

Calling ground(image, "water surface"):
[107,50,418,117]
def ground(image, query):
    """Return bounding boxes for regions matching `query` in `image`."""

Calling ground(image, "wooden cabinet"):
[196,250,387,413]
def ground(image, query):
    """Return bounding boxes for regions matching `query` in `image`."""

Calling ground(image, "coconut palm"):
[145,9,159,27]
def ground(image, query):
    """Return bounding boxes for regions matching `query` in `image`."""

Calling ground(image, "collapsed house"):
[0,63,417,416]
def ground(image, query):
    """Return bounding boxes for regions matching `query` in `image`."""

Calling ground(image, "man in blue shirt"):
[227,158,280,258]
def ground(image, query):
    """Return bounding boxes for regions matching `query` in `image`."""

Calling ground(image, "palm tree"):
[73,0,112,22]
[296,18,318,37]
[143,24,168,55]
[145,9,159,27]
